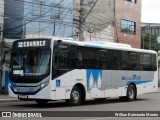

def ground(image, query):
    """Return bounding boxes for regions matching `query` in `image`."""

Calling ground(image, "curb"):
[0,99,20,103]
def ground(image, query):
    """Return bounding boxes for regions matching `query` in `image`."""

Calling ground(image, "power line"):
[83,0,98,21]
[2,0,65,33]
[55,0,75,36]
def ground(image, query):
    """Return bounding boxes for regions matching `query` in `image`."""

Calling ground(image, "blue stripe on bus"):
[127,80,153,85]
[86,69,102,92]
[84,44,102,48]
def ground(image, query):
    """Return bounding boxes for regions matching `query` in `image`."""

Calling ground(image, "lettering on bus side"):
[121,75,141,81]
[17,41,46,48]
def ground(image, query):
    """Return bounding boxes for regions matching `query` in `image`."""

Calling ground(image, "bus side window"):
[128,52,139,70]
[54,53,59,69]
[151,54,157,71]
[111,50,122,70]
[69,51,78,69]
[58,51,69,70]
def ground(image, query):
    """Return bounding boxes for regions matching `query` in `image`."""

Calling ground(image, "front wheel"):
[69,86,82,106]
[127,84,136,102]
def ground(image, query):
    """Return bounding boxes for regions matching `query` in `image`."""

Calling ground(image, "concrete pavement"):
[0,87,160,103]
[0,94,19,102]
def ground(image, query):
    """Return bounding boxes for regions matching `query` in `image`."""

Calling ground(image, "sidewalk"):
[0,94,19,102]
[0,87,160,103]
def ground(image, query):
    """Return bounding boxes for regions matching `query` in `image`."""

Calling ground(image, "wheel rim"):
[128,87,134,99]
[72,90,79,103]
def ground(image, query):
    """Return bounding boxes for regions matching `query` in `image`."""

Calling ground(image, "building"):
[73,0,115,42]
[4,0,73,39]
[1,0,74,88]
[0,0,4,34]
[73,0,142,48]
[0,0,4,49]
[141,22,160,86]
[115,0,141,48]
[4,0,24,39]
[0,0,4,86]
[3,0,74,66]
[141,23,160,42]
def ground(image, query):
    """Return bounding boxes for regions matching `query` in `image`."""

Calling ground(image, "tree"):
[141,33,160,52]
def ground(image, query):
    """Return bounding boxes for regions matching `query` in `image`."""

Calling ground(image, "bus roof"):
[15,37,157,55]
[51,37,157,55]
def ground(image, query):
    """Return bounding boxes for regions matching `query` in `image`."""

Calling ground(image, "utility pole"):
[52,22,56,36]
[149,24,151,50]
[79,0,85,41]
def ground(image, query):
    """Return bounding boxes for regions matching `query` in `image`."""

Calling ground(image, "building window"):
[32,0,45,16]
[50,3,62,20]
[121,19,136,35]
[126,0,137,3]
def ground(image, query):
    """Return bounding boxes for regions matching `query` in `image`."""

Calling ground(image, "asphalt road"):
[0,92,160,120]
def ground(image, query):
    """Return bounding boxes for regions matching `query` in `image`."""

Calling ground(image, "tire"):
[127,84,136,102]
[35,99,48,105]
[69,86,82,106]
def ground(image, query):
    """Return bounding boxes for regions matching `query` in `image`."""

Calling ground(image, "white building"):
[0,0,4,30]
[142,23,160,86]
[73,0,115,42]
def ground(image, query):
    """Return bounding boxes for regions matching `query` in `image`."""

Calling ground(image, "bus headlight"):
[40,82,49,89]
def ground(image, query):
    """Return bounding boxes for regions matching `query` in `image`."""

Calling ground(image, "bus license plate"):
[18,95,28,99]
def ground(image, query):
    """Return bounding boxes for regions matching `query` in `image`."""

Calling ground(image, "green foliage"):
[0,87,8,94]
[141,33,160,52]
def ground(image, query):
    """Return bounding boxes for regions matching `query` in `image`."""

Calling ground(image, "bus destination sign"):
[17,41,47,48]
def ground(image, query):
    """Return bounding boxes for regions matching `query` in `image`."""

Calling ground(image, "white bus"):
[9,37,158,106]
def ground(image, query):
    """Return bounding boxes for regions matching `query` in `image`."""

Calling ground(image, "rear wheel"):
[127,84,136,101]
[69,86,82,106]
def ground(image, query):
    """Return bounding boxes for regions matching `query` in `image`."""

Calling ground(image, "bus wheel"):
[127,84,136,102]
[35,99,48,105]
[69,86,82,106]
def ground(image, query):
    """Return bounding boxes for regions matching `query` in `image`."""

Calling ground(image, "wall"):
[115,0,141,48]
[73,0,115,41]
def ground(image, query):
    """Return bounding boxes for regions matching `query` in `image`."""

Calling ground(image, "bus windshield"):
[11,48,50,76]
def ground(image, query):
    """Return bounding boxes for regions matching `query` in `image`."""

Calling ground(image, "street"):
[0,92,160,120]
[1,92,160,111]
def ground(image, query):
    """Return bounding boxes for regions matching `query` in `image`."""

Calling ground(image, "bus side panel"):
[70,69,87,99]
[101,70,112,98]
[50,70,87,100]
[152,71,158,91]
[29,84,51,99]
[51,71,72,100]
[102,70,112,86]
[138,71,156,95]
[111,70,127,97]
[49,79,56,100]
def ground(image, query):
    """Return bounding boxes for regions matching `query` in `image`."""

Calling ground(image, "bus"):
[8,37,158,106]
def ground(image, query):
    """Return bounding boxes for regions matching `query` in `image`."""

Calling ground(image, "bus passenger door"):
[54,51,69,76]
[54,50,70,99]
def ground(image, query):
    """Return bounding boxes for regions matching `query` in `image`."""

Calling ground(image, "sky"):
[142,0,160,23]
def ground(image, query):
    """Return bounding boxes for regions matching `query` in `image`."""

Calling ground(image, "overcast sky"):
[142,0,160,23]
